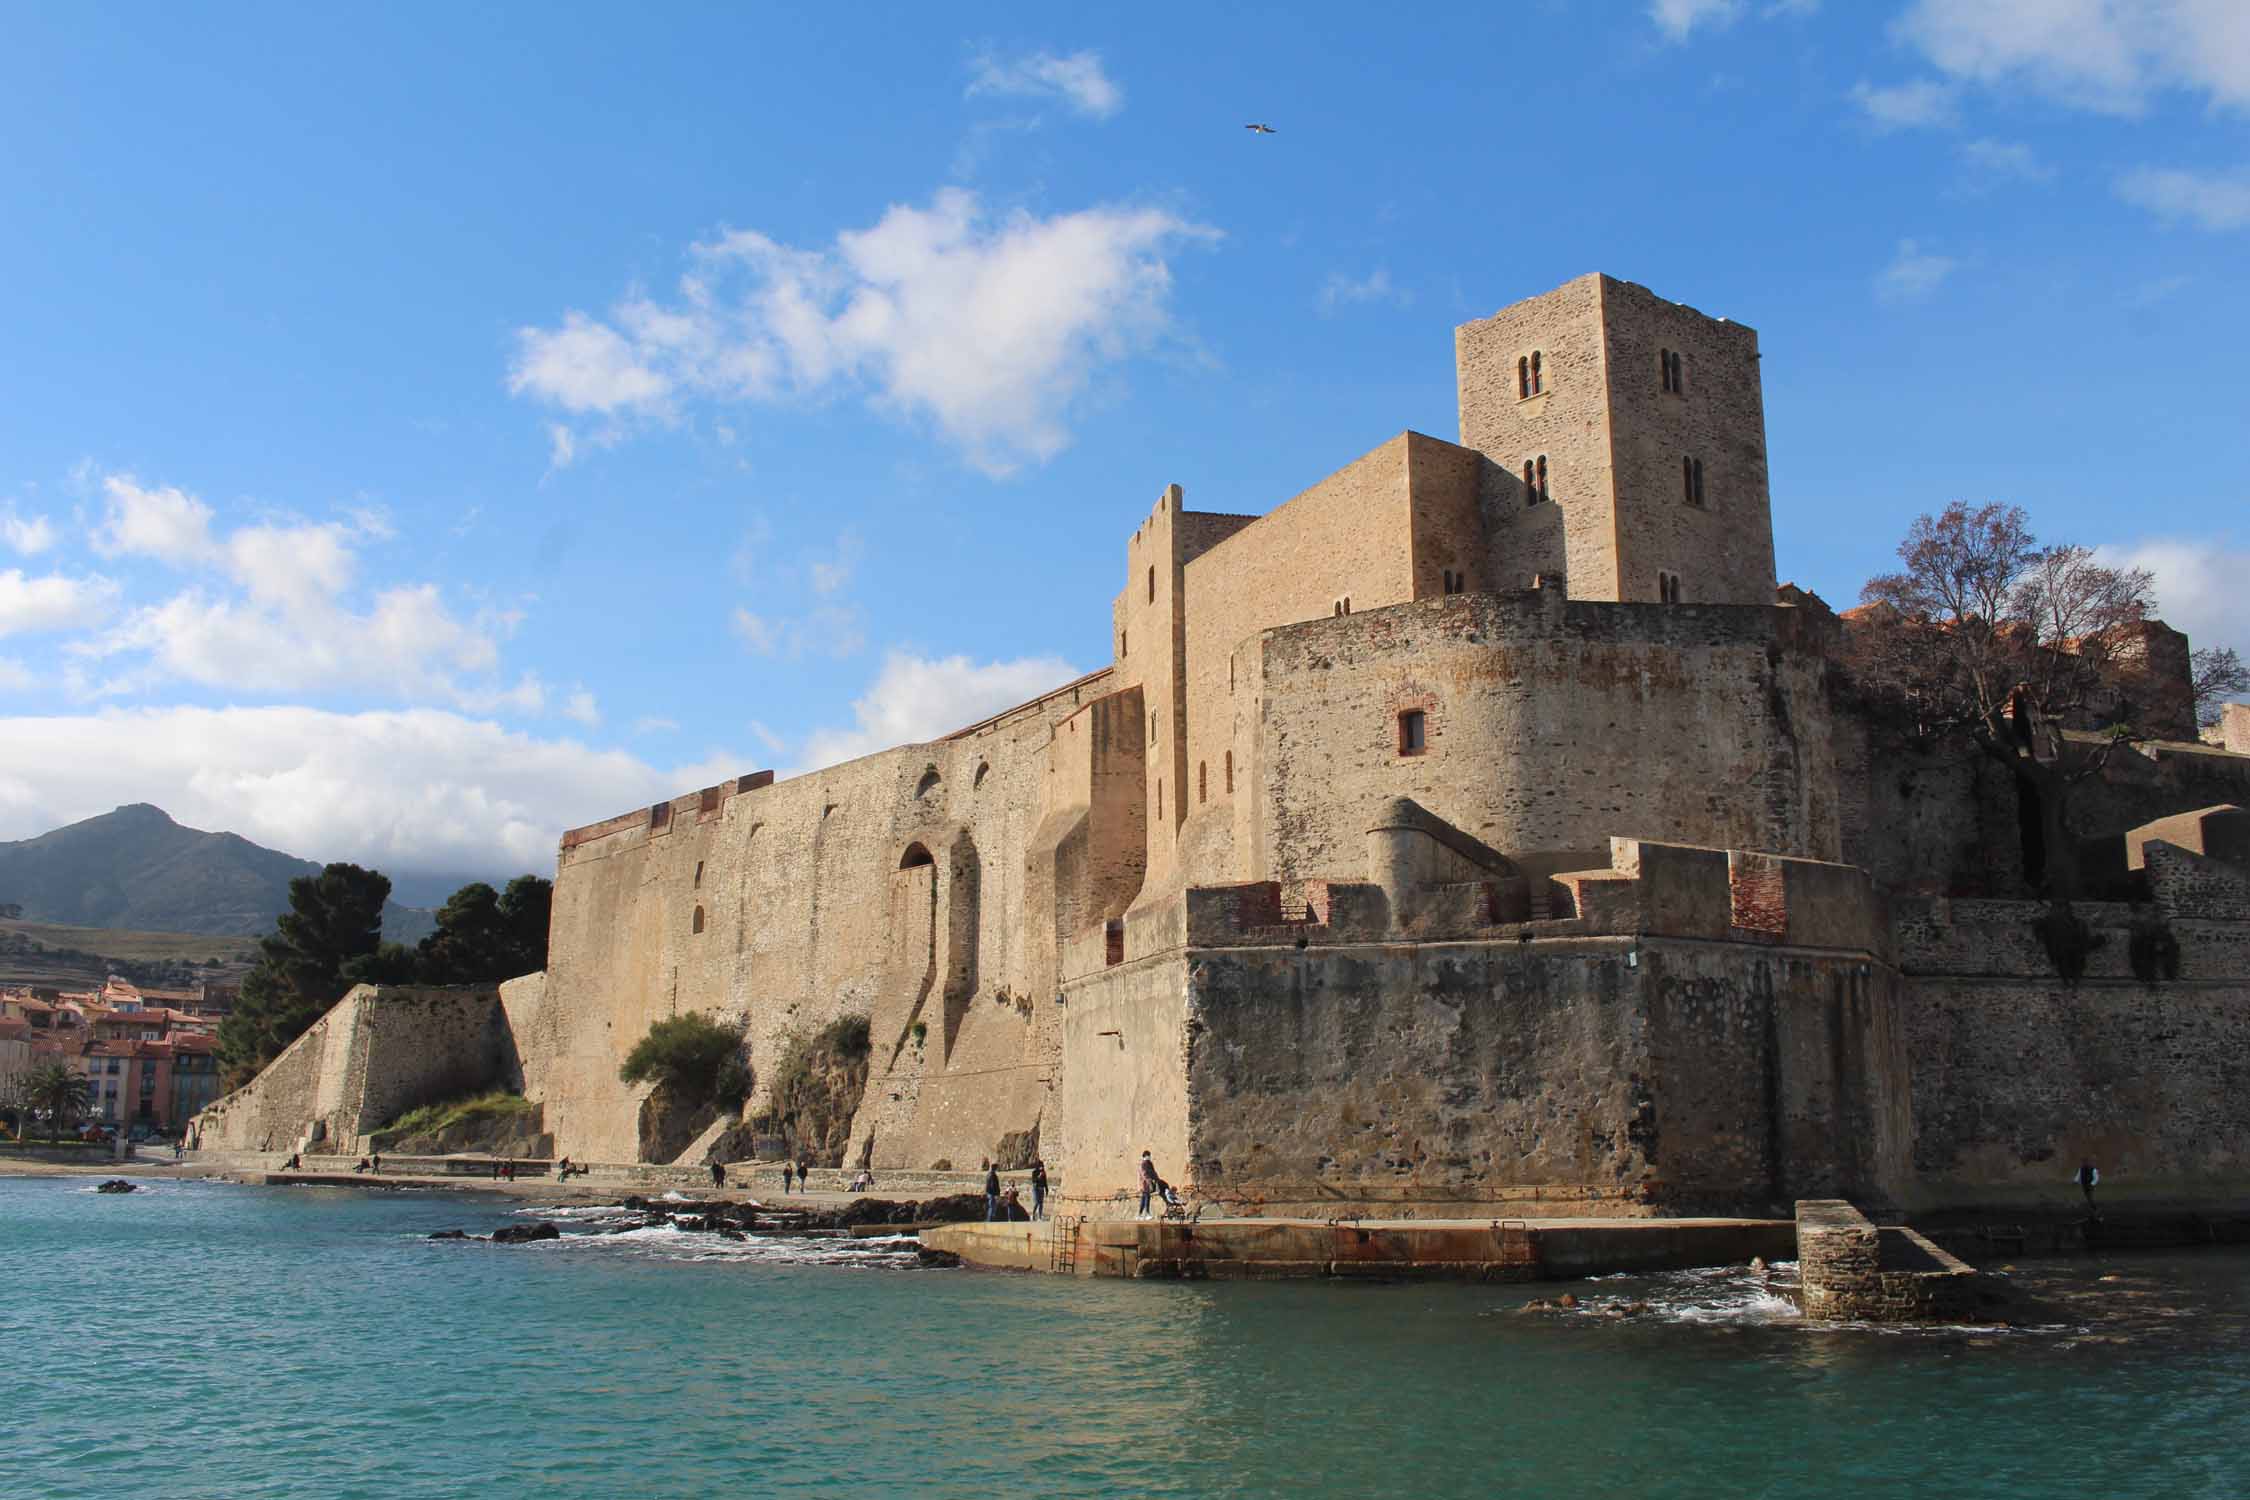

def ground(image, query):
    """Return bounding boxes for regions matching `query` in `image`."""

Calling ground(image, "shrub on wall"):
[750,1014,872,1167]
[619,1013,749,1104]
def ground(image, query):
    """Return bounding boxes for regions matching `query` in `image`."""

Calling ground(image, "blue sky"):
[2,0,2245,884]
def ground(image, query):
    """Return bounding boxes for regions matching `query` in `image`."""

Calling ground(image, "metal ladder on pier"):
[1049,1215,1084,1274]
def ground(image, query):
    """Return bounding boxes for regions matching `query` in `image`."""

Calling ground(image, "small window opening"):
[1536,455,1549,503]
[1661,347,1673,393]
[1682,457,1695,505]
[1157,779,1164,820]
[1224,750,1234,793]
[1119,629,1127,657]
[693,861,704,890]
[1198,762,1207,804]
[1659,571,1681,605]
[1529,350,1542,394]
[1692,458,1706,507]
[1398,709,1427,756]
[1150,710,1157,745]
[1522,460,1536,506]
[691,905,706,934]
[1147,566,1155,603]
[1517,356,1530,399]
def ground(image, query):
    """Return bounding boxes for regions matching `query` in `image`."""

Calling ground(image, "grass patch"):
[379,1090,536,1139]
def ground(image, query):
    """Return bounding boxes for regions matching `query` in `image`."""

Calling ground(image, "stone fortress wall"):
[198,272,2250,1223]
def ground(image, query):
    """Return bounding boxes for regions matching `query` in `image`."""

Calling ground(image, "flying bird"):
[1245,123,1276,134]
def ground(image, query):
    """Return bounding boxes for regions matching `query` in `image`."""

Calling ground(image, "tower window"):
[1147,566,1155,603]
[1398,710,1427,756]
[1119,630,1127,657]
[1685,457,1705,507]
[1536,455,1549,503]
[1529,350,1542,394]
[1661,348,1672,392]
[1224,750,1234,793]
[693,861,703,890]
[691,905,706,934]
[1661,348,1683,393]
[1517,356,1530,399]
[1150,710,1157,744]
[1157,779,1163,820]
[1659,571,1681,605]
[1522,460,1536,506]
[1198,762,1207,804]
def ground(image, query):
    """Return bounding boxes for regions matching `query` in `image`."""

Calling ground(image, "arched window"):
[899,843,934,870]
[1523,460,1536,506]
[1224,751,1233,793]
[1198,762,1207,803]
[1661,347,1673,392]
[1517,356,1530,399]
[1536,456,1549,503]
[1529,350,1543,394]
[691,905,706,934]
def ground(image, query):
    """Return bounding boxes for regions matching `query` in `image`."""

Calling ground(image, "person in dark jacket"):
[1138,1151,1160,1219]
[1030,1159,1049,1220]
[782,1161,794,1194]
[2076,1160,2100,1217]
[984,1163,1003,1221]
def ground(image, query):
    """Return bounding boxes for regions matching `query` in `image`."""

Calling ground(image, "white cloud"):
[2116,166,2250,231]
[0,506,57,555]
[1317,268,1410,314]
[731,603,866,660]
[74,473,517,708]
[94,476,219,565]
[1650,0,1744,40]
[966,48,1124,118]
[0,704,742,878]
[808,529,863,596]
[1849,78,1958,129]
[1875,238,1958,302]
[2099,538,2250,654]
[563,688,600,727]
[0,657,34,690]
[800,649,1080,769]
[0,569,117,637]
[632,715,680,736]
[1959,138,2054,186]
[508,189,1218,475]
[1898,0,2250,116]
[546,424,577,469]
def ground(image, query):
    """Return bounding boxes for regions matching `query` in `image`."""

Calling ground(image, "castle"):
[196,275,2250,1218]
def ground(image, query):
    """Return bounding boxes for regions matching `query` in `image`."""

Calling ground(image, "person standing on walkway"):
[370,1151,382,1176]
[711,1161,726,1190]
[798,1155,812,1193]
[782,1160,794,1194]
[2076,1160,2100,1217]
[1030,1159,1049,1220]
[1137,1150,1160,1219]
[984,1162,1002,1222]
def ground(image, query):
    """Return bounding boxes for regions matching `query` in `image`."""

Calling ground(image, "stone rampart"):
[1796,1200,1982,1321]
[190,986,513,1154]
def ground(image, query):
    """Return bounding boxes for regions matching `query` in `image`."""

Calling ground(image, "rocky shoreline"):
[425,1191,989,1262]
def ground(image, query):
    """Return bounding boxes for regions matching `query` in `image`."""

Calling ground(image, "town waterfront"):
[7,1175,2249,1499]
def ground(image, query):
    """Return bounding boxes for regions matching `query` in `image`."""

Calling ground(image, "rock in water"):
[490,1221,561,1244]
[1750,1256,1768,1273]
[1556,1292,1579,1309]
[95,1179,137,1194]
[428,1229,469,1240]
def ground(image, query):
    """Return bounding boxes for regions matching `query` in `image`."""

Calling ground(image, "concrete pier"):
[921,1214,1793,1282]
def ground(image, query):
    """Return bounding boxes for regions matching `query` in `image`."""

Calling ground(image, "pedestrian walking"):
[984,1162,1003,1222]
[797,1155,811,1193]
[782,1160,794,1193]
[1137,1150,1159,1219]
[2075,1159,2100,1217]
[711,1160,726,1190]
[1030,1159,1048,1220]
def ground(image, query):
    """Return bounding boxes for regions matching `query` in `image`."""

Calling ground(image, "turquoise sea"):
[5,1175,2248,1500]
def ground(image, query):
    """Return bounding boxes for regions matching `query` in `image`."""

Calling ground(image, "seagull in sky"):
[1245,123,1276,134]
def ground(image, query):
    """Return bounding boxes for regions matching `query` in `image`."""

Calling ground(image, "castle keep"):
[200,275,2250,1218]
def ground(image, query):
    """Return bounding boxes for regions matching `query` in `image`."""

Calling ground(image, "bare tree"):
[1845,502,2170,899]
[2191,646,2248,730]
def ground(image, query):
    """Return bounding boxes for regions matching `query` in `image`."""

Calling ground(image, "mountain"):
[0,804,437,942]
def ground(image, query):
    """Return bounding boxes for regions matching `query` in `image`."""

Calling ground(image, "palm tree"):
[24,1063,89,1141]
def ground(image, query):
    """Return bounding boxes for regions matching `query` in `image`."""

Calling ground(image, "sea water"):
[5,1176,2248,1499]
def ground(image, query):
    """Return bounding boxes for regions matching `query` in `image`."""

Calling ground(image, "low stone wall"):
[1797,1199,1981,1321]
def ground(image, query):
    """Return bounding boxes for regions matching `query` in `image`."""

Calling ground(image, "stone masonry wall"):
[191,985,511,1154]
[1247,589,1841,885]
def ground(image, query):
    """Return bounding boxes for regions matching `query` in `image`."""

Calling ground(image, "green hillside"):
[0,804,436,942]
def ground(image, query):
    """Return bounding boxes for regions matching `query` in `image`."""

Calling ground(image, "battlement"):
[558,770,775,854]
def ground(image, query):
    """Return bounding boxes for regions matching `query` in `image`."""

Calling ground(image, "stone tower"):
[1454,273,1777,606]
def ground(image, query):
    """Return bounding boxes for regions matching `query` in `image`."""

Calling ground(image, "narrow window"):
[1658,571,1681,605]
[1198,762,1207,804]
[1224,750,1234,793]
[1157,780,1164,820]
[1517,356,1529,399]
[1536,455,1549,503]
[1119,630,1127,657]
[693,861,704,890]
[1229,657,1235,692]
[1683,457,1695,504]
[1523,460,1536,506]
[691,905,706,934]
[1671,352,1685,393]
[1692,458,1706,507]
[1529,350,1543,394]
[1660,348,1672,392]
[1147,566,1155,603]
[1399,709,1427,756]
[1150,710,1157,745]
[1343,596,1351,614]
